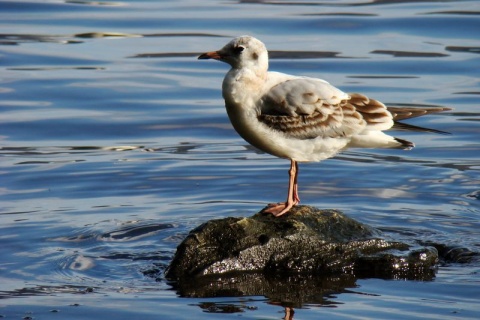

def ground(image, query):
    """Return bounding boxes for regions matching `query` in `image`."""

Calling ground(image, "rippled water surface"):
[1,0,479,319]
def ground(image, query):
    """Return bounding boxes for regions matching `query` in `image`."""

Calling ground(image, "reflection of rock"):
[166,206,438,284]
[177,272,357,308]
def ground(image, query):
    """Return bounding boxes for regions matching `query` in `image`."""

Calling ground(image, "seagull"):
[198,35,449,217]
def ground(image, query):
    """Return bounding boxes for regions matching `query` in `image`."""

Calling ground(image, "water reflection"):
[74,32,140,38]
[371,50,449,58]
[175,273,359,308]
[0,32,223,46]
[0,284,96,299]
[1,0,479,318]
[130,50,346,59]
[239,0,470,7]
[64,0,124,6]
[100,221,175,241]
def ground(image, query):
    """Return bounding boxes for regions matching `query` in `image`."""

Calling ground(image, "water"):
[1,0,479,319]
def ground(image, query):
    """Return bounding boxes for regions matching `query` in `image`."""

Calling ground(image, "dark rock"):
[422,242,480,264]
[165,206,438,282]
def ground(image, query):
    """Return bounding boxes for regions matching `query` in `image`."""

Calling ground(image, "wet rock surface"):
[165,206,439,283]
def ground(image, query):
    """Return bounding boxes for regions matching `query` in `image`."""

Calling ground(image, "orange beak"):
[198,51,223,60]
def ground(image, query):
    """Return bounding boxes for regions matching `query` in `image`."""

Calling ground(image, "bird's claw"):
[263,202,296,217]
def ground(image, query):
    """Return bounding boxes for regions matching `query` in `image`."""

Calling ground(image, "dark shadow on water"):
[0,285,95,299]
[0,32,224,46]
[370,50,449,58]
[424,10,480,16]
[348,75,419,79]
[100,222,175,241]
[64,0,123,6]
[445,46,480,54]
[300,12,378,16]
[238,0,458,7]
[130,50,351,59]
[8,66,104,71]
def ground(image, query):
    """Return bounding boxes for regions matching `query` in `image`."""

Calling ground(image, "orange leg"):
[264,160,300,217]
[284,307,294,320]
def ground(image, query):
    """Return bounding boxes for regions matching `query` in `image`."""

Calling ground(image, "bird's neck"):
[222,67,267,108]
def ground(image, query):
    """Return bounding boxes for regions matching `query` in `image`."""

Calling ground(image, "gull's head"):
[198,35,268,71]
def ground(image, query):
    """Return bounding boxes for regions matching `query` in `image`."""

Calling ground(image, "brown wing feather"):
[351,94,451,133]
[387,106,452,121]
[348,93,393,127]
[258,100,366,140]
[258,91,451,140]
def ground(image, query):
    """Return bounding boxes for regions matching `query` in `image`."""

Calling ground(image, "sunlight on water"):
[0,0,479,319]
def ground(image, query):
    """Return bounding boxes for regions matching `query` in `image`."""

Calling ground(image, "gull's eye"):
[233,46,245,55]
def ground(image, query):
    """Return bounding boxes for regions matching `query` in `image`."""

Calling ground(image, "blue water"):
[1,0,479,319]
